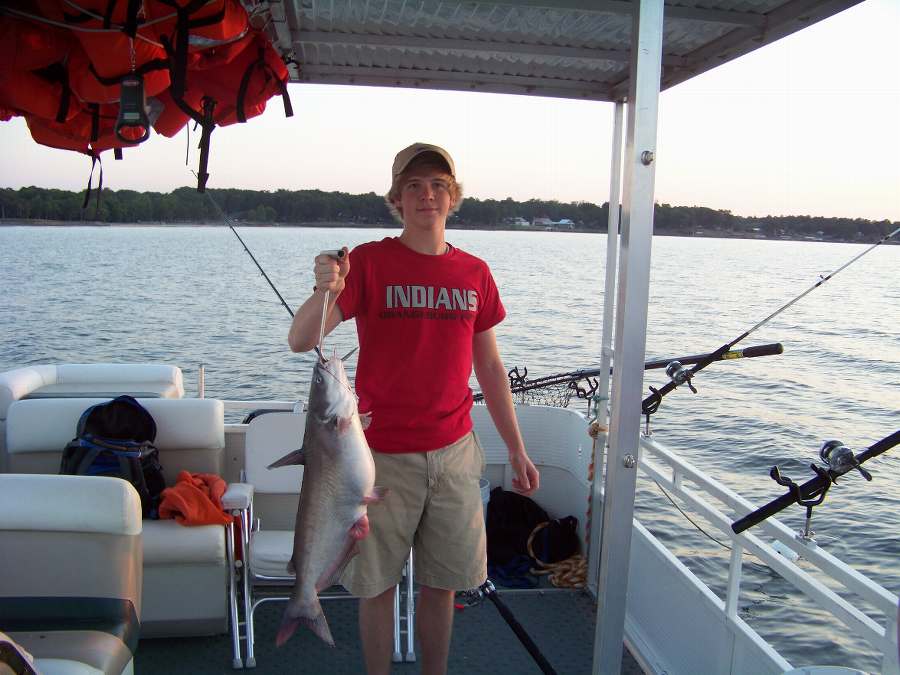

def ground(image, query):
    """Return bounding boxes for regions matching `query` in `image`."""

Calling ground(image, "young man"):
[288,142,539,675]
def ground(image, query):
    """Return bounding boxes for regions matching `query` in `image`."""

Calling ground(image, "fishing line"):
[197,179,347,361]
[643,226,900,416]
[193,176,296,318]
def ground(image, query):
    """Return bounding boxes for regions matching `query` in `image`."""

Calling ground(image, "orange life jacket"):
[0,17,77,121]
[3,0,292,191]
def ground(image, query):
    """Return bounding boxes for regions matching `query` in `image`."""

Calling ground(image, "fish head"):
[308,352,357,421]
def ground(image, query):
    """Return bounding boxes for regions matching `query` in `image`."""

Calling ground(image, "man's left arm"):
[472,328,540,496]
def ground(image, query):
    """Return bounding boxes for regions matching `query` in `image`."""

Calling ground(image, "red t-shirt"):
[335,237,505,453]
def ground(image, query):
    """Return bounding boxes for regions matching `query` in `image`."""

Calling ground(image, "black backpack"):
[59,395,165,519]
[485,487,550,566]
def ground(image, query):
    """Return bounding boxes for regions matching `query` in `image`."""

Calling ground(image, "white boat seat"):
[3,397,237,647]
[0,474,142,675]
[32,659,104,675]
[142,520,226,566]
[12,631,133,675]
[0,364,184,473]
[246,530,295,579]
[0,364,184,417]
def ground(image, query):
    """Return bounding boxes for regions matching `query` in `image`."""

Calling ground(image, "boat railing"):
[638,434,899,674]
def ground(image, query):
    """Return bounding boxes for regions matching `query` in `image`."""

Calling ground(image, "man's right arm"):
[287,247,350,353]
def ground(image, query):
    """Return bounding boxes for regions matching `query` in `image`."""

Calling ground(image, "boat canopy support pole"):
[587,99,625,597]
[592,1,664,673]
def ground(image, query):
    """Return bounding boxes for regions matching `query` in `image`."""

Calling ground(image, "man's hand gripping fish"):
[268,348,386,647]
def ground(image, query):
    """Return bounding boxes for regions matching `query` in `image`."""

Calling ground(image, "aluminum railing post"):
[593,1,664,673]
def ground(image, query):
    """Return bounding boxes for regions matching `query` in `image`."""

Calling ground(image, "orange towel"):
[159,471,233,526]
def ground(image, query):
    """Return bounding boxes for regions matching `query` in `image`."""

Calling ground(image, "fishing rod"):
[472,342,783,403]
[731,429,900,535]
[197,184,296,319]
[197,181,346,359]
[459,580,558,675]
[642,226,900,420]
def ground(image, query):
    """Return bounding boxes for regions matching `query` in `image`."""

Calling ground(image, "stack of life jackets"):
[0,0,293,190]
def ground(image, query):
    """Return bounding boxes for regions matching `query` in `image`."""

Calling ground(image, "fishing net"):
[512,382,577,408]
[475,368,601,412]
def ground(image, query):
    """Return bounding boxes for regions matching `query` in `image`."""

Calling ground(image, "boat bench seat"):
[0,364,184,472]
[0,474,142,675]
[4,397,232,639]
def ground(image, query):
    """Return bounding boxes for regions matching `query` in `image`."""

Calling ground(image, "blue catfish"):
[269,350,385,647]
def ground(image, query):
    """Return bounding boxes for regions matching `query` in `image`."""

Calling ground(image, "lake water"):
[1,225,897,671]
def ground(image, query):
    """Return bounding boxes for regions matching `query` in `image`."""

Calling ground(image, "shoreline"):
[1,218,894,245]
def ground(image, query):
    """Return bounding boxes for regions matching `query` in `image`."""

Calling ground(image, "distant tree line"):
[0,186,894,242]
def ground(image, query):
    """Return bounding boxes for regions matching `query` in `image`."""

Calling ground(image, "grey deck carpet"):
[135,590,642,674]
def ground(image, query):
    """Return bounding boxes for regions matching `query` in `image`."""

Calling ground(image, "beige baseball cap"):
[391,142,456,179]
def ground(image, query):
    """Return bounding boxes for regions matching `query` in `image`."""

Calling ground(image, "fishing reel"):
[819,440,872,481]
[665,360,697,394]
[766,439,873,543]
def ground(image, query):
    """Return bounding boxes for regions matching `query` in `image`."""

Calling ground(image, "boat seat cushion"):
[32,658,105,675]
[9,630,132,675]
[248,530,294,578]
[0,473,142,536]
[5,398,225,479]
[141,520,225,566]
[0,364,184,421]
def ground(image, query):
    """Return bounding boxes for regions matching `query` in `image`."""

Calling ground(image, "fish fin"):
[349,514,370,540]
[363,486,389,505]
[267,447,306,469]
[275,616,300,647]
[337,415,353,434]
[315,535,360,592]
[276,600,334,647]
[359,411,373,430]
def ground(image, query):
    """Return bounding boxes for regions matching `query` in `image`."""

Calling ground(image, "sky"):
[1,0,898,222]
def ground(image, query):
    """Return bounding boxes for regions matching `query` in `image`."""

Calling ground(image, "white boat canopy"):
[266,0,862,100]
[264,2,867,673]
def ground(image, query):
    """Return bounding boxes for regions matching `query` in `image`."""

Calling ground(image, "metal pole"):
[593,1,664,673]
[198,363,205,399]
[587,99,624,596]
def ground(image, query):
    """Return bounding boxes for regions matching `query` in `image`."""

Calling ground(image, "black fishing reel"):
[457,582,490,608]
[766,439,872,541]
[819,440,872,481]
[665,360,697,394]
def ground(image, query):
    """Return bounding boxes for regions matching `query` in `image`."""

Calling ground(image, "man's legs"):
[416,585,455,675]
[359,588,395,675]
[359,585,455,675]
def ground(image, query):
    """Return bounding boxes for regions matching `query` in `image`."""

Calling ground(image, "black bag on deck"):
[59,395,165,519]
[485,487,550,566]
[529,515,580,564]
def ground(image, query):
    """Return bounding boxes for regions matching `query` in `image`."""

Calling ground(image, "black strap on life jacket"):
[34,63,73,124]
[196,97,215,192]
[82,153,104,216]
[123,0,142,38]
[236,47,294,123]
[103,0,116,29]
[156,0,219,99]
[88,102,101,143]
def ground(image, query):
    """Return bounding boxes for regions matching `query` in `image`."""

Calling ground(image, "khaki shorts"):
[341,431,487,598]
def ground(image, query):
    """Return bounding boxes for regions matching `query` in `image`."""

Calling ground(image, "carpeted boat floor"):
[135,590,643,674]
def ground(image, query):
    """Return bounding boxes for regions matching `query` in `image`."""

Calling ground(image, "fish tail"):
[276,599,334,647]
